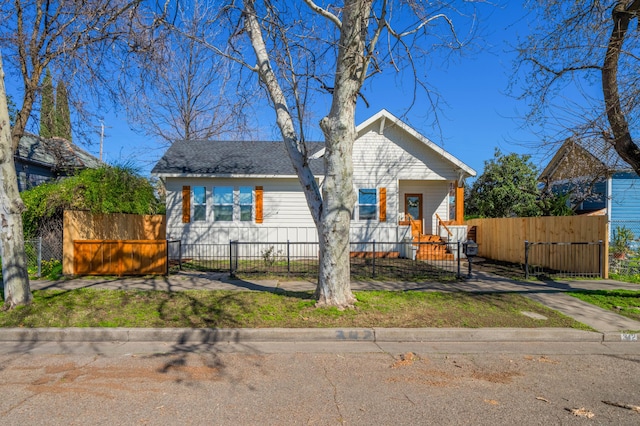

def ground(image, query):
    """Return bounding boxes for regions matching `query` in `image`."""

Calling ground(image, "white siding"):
[353,126,459,183]
[164,119,461,244]
[352,126,454,234]
[165,177,318,245]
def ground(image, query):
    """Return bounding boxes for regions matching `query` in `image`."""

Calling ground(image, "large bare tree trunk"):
[602,0,640,174]
[0,51,32,309]
[244,0,372,308]
[315,0,371,307]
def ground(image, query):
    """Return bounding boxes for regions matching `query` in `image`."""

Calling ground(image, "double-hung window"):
[192,186,207,222]
[358,188,377,220]
[213,187,234,221]
[239,187,253,221]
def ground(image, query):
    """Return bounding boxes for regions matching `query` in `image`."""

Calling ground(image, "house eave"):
[152,173,303,179]
[14,155,55,170]
[356,109,476,178]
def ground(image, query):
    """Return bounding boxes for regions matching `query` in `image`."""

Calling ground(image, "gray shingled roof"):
[151,140,325,176]
[16,134,102,170]
[579,138,633,171]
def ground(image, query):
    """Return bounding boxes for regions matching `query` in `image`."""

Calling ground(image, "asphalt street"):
[1,271,639,424]
[1,346,639,425]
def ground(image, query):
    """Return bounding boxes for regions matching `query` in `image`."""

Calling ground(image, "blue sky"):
[5,1,599,179]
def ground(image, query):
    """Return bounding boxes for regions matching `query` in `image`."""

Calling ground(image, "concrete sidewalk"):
[24,269,640,342]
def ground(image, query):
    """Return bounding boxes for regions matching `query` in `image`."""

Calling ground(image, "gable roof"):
[357,109,476,178]
[151,140,325,177]
[151,109,476,179]
[16,134,102,170]
[539,138,632,181]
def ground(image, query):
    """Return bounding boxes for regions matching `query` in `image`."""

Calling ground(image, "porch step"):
[413,234,454,261]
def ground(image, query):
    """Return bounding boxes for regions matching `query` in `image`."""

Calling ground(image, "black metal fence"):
[524,241,604,279]
[168,240,465,281]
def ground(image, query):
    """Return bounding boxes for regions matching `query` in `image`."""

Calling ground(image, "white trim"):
[191,186,207,222]
[607,176,613,241]
[355,187,378,222]
[356,109,477,178]
[153,173,300,179]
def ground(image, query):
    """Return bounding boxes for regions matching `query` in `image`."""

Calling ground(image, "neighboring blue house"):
[539,138,640,240]
[15,134,102,191]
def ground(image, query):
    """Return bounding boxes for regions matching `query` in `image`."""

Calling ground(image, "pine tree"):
[54,81,72,141]
[39,69,54,138]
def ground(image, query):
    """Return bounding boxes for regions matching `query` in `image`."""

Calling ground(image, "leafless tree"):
[0,0,160,308]
[157,0,480,308]
[0,50,31,308]
[128,1,254,145]
[514,0,640,175]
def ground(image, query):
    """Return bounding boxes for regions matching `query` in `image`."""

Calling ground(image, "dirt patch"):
[44,362,77,375]
[386,355,524,388]
[471,370,522,384]
[391,352,418,368]
[471,258,526,280]
[524,355,560,365]
[21,354,224,401]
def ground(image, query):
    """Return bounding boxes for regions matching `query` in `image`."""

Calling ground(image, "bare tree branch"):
[303,0,342,29]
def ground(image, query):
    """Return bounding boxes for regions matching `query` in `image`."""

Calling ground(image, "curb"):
[1,327,631,344]
[603,331,640,342]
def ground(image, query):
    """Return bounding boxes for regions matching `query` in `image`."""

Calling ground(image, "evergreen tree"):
[466,149,542,218]
[54,81,72,140]
[39,69,54,138]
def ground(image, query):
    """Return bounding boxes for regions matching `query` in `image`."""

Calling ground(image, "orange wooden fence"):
[465,216,609,278]
[73,240,167,276]
[64,211,166,275]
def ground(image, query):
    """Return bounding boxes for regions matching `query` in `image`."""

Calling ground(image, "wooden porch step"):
[413,234,454,261]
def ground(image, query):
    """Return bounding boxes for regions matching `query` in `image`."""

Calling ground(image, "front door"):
[405,194,423,235]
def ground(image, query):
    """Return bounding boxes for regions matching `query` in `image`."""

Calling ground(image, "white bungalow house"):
[152,109,476,259]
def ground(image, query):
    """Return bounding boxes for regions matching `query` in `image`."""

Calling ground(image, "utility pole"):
[98,120,111,162]
[100,120,104,162]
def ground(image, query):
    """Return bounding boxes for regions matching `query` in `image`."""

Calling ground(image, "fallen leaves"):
[565,407,595,419]
[391,352,418,368]
[523,355,559,364]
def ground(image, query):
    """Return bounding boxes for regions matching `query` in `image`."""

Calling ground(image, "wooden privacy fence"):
[74,240,167,276]
[64,211,166,276]
[465,216,609,278]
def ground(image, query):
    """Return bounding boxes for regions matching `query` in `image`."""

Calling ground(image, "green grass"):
[0,288,590,329]
[609,273,640,284]
[568,289,640,322]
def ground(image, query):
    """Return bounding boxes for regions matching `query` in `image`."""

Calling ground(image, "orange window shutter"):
[255,186,263,224]
[182,186,191,223]
[379,187,387,222]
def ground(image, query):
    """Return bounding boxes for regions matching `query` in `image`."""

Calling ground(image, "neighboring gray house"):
[15,134,102,191]
[152,109,476,256]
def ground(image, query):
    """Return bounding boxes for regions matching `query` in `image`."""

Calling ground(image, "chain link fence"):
[608,221,640,277]
[0,237,60,278]
[609,220,640,276]
[610,220,640,252]
[0,238,46,278]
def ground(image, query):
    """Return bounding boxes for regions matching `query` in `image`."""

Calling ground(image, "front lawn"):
[0,289,590,329]
[568,289,640,322]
